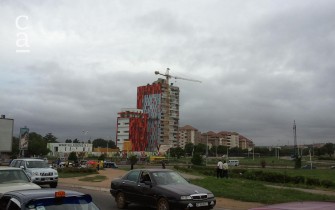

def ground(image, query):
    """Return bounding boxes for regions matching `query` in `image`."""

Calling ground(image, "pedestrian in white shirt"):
[217,160,224,178]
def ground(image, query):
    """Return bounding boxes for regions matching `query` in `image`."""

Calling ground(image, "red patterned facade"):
[129,114,148,151]
[137,83,162,109]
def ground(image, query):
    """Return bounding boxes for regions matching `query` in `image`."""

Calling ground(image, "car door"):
[120,170,140,202]
[136,171,156,206]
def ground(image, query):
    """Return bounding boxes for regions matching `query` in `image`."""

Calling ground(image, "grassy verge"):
[191,176,335,204]
[78,175,107,182]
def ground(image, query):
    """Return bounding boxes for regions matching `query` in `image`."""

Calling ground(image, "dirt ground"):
[58,168,264,210]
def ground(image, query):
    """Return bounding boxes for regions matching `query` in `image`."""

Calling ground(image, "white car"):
[0,167,41,195]
[9,158,58,188]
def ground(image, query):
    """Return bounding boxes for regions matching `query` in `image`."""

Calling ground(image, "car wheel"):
[116,192,127,209]
[157,198,169,210]
[50,182,58,188]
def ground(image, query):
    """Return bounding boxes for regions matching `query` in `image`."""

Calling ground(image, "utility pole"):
[293,120,298,158]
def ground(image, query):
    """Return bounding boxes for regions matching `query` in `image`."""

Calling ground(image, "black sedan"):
[110,168,216,210]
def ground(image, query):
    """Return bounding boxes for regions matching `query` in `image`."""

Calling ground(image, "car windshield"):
[26,161,49,168]
[152,171,189,185]
[0,170,30,183]
[26,195,100,210]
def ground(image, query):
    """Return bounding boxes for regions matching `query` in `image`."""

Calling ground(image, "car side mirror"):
[20,166,25,169]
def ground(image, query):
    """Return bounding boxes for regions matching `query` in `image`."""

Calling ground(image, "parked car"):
[248,201,335,210]
[104,161,118,168]
[0,167,41,195]
[228,160,240,166]
[9,158,58,188]
[110,169,216,210]
[301,164,316,169]
[0,189,100,210]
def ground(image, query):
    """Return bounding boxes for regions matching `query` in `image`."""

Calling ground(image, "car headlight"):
[207,193,214,198]
[180,195,192,200]
[54,171,58,176]
[32,172,39,176]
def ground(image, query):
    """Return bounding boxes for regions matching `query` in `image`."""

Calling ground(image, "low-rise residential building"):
[178,125,201,148]
[47,143,93,159]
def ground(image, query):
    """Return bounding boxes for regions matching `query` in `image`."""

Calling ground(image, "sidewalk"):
[58,168,263,210]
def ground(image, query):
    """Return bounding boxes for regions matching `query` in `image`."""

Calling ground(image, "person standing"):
[217,159,223,178]
[223,160,229,179]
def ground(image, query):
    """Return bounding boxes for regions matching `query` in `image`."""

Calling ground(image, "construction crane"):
[154,68,201,148]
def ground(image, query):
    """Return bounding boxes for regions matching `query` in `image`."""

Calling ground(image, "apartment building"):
[116,108,148,151]
[178,125,201,148]
[137,79,180,152]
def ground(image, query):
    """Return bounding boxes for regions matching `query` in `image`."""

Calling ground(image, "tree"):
[191,153,203,165]
[92,138,107,148]
[129,155,138,170]
[184,143,194,156]
[68,152,78,162]
[194,143,206,155]
[322,143,334,157]
[65,139,72,143]
[169,147,185,159]
[43,133,58,143]
[11,136,20,158]
[73,139,80,143]
[27,132,50,157]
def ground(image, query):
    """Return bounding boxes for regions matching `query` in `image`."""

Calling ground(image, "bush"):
[291,176,305,184]
[260,160,266,168]
[57,167,97,173]
[191,153,203,166]
[321,180,334,188]
[306,178,320,186]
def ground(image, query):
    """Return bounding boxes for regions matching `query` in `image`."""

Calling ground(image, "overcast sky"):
[1,0,335,146]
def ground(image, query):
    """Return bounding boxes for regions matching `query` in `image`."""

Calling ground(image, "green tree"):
[129,155,138,170]
[98,154,106,161]
[169,147,185,159]
[322,143,334,157]
[191,153,203,165]
[11,136,20,158]
[68,152,78,162]
[27,132,50,157]
[217,145,228,156]
[73,138,80,143]
[184,143,194,156]
[65,139,72,143]
[43,133,58,143]
[194,143,206,155]
[92,138,107,148]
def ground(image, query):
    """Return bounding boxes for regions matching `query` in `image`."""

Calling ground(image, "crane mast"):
[154,68,201,147]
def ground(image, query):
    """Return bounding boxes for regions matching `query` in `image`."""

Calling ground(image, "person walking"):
[223,160,229,179]
[217,159,224,178]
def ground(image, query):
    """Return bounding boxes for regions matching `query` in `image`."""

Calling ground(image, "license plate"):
[196,202,208,207]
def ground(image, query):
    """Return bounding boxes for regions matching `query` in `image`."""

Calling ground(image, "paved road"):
[59,185,227,210]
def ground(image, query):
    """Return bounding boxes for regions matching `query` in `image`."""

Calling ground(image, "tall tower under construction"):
[137,79,180,152]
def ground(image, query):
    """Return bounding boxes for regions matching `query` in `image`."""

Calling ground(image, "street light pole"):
[206,134,208,166]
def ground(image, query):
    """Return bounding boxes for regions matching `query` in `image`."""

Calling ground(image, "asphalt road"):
[60,186,226,210]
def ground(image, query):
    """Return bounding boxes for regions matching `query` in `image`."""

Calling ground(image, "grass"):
[59,172,94,178]
[191,176,335,204]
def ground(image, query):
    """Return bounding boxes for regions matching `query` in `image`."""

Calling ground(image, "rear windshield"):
[26,195,100,210]
[0,170,30,183]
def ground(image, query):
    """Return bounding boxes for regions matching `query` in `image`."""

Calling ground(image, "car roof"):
[0,167,23,171]
[12,158,44,161]
[4,189,85,201]
[131,169,174,173]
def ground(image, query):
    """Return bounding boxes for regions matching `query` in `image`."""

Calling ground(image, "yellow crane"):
[154,68,201,147]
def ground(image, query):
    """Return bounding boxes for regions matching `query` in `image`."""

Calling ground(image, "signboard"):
[19,127,29,150]
[0,118,14,152]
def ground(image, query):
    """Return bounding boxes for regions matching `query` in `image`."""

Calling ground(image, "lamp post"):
[206,134,208,166]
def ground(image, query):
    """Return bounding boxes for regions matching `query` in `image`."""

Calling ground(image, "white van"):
[228,160,239,166]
